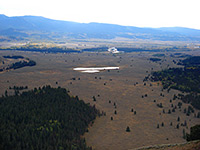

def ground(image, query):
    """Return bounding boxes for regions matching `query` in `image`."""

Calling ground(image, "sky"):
[0,0,200,29]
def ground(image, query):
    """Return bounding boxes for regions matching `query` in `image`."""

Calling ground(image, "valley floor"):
[0,49,200,150]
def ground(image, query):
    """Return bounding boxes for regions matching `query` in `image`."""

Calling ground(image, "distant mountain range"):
[0,14,200,41]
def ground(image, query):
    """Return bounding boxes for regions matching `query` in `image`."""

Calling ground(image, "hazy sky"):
[0,0,200,29]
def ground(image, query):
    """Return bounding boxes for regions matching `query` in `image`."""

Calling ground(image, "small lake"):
[73,67,119,73]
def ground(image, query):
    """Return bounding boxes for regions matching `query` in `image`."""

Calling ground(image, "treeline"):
[82,47,108,52]
[116,48,161,52]
[149,58,162,62]
[152,54,165,57]
[178,56,200,67]
[9,85,28,90]
[149,56,200,110]
[3,55,24,59]
[150,67,200,93]
[0,60,36,72]
[177,93,200,110]
[10,60,36,69]
[0,86,100,150]
[0,45,80,53]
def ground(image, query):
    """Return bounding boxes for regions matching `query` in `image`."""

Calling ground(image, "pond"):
[73,67,119,73]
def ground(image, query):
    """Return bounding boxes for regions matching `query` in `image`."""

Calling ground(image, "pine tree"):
[177,116,180,122]
[163,109,165,113]
[114,110,117,115]
[111,117,113,121]
[93,96,96,101]
[177,124,180,129]
[184,120,187,127]
[183,129,186,139]
[5,90,8,97]
[126,126,131,132]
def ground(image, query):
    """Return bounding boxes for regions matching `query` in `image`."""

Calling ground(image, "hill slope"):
[0,86,99,150]
[0,14,200,41]
[132,140,200,150]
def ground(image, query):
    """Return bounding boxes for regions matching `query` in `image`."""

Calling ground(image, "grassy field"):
[132,140,200,150]
[0,49,200,150]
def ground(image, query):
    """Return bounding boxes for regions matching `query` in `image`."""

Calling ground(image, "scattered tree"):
[126,126,131,132]
[163,109,165,113]
[114,110,117,115]
[183,129,186,139]
[93,96,96,101]
[177,116,180,122]
[177,124,180,129]
[111,117,113,120]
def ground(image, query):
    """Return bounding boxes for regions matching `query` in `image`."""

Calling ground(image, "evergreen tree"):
[177,116,180,122]
[163,109,165,113]
[177,124,180,129]
[93,96,96,101]
[183,129,186,139]
[4,90,8,97]
[114,110,117,115]
[126,126,131,132]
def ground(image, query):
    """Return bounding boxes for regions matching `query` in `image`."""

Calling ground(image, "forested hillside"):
[149,56,200,110]
[0,86,100,150]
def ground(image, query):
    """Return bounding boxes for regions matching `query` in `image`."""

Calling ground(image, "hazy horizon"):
[1,13,200,30]
[1,0,200,30]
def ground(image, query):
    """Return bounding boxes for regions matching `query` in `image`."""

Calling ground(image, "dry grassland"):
[0,50,200,150]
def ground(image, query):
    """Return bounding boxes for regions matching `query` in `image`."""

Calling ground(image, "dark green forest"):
[149,58,162,62]
[186,124,200,141]
[0,60,36,72]
[3,55,24,59]
[149,56,200,110]
[9,60,36,70]
[178,56,200,67]
[150,67,200,93]
[0,86,100,150]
